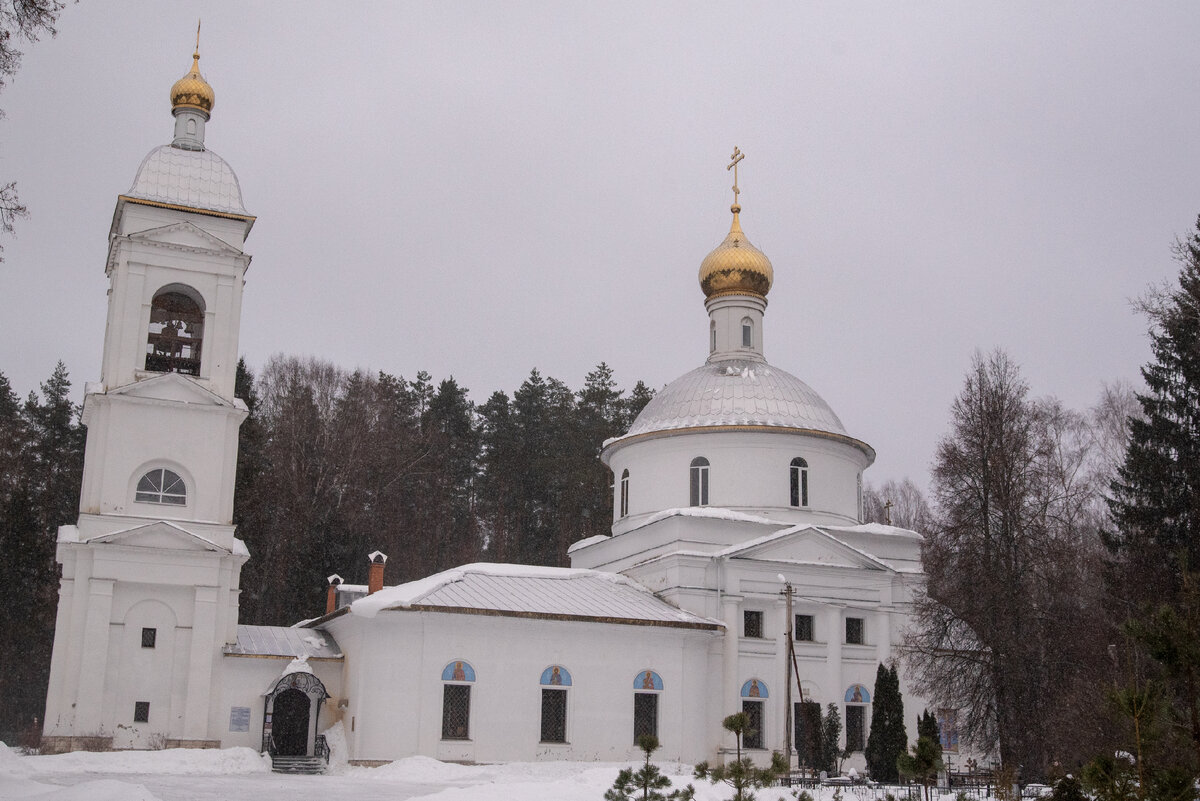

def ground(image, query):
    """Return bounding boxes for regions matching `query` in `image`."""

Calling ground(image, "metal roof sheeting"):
[357,564,719,628]
[127,145,248,215]
[225,625,342,659]
[616,360,848,441]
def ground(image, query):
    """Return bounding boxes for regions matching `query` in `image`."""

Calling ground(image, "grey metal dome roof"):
[125,144,248,216]
[618,359,849,441]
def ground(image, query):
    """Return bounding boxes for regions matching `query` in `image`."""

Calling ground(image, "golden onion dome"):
[699,204,774,300]
[170,50,215,114]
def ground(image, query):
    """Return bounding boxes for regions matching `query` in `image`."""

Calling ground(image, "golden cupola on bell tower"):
[170,24,215,151]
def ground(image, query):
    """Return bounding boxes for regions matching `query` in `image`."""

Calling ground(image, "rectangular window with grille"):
[846,705,865,751]
[441,685,471,740]
[141,627,157,648]
[541,688,567,743]
[794,614,814,642]
[134,701,150,723]
[845,616,865,645]
[633,693,658,743]
[742,700,764,749]
[744,610,764,638]
[795,700,823,769]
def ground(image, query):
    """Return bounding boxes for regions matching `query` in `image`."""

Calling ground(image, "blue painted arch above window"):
[634,670,663,691]
[844,683,870,703]
[441,660,476,682]
[741,679,768,698]
[540,665,572,686]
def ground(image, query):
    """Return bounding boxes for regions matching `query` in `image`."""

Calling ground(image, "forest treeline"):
[232,357,655,626]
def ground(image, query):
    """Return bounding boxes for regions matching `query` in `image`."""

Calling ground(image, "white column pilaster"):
[184,585,219,739]
[74,578,115,733]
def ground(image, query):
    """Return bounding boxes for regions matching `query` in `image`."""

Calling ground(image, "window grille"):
[541,688,567,743]
[790,458,809,507]
[141,627,157,648]
[633,693,658,742]
[743,610,764,639]
[441,684,470,740]
[845,617,864,645]
[136,468,187,506]
[742,700,764,749]
[620,470,629,518]
[134,701,150,723]
[689,457,709,506]
[846,705,865,752]
[794,614,814,642]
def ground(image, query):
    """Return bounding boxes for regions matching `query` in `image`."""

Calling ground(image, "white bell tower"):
[43,42,256,751]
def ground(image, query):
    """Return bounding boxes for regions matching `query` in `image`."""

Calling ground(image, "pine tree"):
[0,363,84,733]
[865,663,907,782]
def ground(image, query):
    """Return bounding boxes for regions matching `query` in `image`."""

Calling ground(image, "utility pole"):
[781,578,794,777]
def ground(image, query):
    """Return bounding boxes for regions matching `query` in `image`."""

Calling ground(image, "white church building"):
[41,49,934,772]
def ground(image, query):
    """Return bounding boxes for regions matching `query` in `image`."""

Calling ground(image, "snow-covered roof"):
[608,359,862,448]
[125,144,249,216]
[225,625,342,659]
[348,563,720,629]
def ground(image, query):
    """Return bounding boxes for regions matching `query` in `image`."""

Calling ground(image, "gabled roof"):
[718,525,895,572]
[61,519,241,555]
[347,563,720,630]
[124,220,244,256]
[102,372,244,410]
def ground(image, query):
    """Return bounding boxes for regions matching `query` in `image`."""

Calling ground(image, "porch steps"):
[270,755,326,775]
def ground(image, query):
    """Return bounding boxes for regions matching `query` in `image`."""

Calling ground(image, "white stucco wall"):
[606,430,871,536]
[324,610,722,765]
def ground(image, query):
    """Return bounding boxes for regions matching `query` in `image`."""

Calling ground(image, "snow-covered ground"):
[0,740,988,801]
[0,742,759,801]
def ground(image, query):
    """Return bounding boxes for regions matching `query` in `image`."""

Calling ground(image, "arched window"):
[741,317,753,348]
[540,665,571,743]
[441,660,475,740]
[146,288,204,376]
[710,320,717,353]
[857,473,864,522]
[620,469,630,518]
[689,457,709,507]
[740,679,768,749]
[633,670,662,743]
[135,468,187,506]
[790,458,809,508]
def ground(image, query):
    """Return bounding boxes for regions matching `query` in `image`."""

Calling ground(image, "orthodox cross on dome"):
[195,19,201,57]
[883,499,893,526]
[727,146,744,207]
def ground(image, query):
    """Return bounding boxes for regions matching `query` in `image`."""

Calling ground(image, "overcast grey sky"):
[2,2,1197,489]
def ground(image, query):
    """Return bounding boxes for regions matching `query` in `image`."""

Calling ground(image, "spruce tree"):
[1109,214,1200,598]
[865,663,907,782]
[1108,215,1200,771]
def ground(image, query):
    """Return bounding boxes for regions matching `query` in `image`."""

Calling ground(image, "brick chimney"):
[367,551,387,595]
[326,574,343,615]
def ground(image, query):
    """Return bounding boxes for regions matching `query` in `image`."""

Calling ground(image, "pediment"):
[128,221,243,256]
[729,526,892,572]
[89,520,228,553]
[108,372,237,408]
